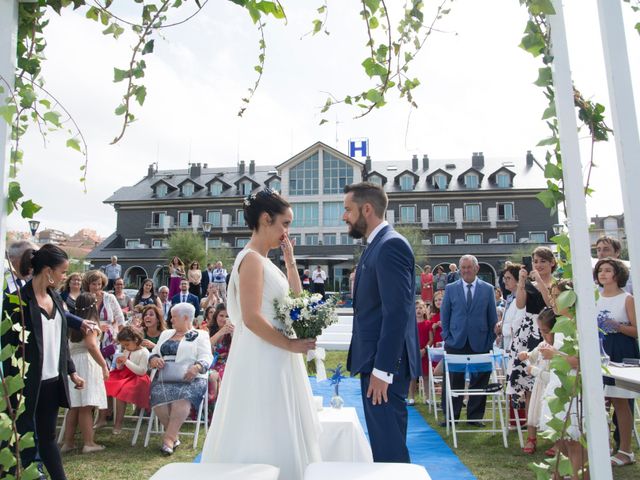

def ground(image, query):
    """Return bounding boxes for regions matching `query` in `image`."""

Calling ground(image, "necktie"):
[182,295,186,303]
[466,283,472,308]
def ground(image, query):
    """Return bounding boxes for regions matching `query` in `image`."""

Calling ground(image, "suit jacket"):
[171,292,201,317]
[200,269,214,294]
[440,278,498,352]
[3,282,78,428]
[347,225,421,379]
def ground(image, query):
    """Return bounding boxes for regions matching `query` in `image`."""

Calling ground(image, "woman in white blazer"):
[149,302,213,455]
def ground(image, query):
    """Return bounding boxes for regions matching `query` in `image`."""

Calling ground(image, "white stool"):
[149,463,280,480]
[304,462,431,480]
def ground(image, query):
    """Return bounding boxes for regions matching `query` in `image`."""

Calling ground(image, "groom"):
[343,182,421,463]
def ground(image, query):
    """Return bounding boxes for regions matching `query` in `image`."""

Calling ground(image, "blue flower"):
[290,308,301,322]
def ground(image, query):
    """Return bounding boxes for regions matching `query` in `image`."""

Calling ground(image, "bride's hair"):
[244,188,290,231]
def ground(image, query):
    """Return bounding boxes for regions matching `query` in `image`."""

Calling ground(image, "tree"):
[166,231,206,268]
[395,225,429,268]
[207,245,235,270]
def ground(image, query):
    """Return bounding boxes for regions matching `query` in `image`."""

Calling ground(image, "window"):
[305,234,319,246]
[151,239,166,249]
[530,232,547,243]
[178,211,192,227]
[269,179,281,192]
[151,211,166,227]
[236,238,250,248]
[291,203,319,227]
[433,234,449,245]
[323,233,337,245]
[498,233,515,243]
[323,152,353,194]
[434,174,447,190]
[289,234,302,245]
[236,210,246,227]
[182,182,194,196]
[209,182,223,196]
[464,203,481,221]
[240,181,253,196]
[207,238,222,248]
[497,173,510,188]
[432,204,450,223]
[466,233,482,244]
[323,202,343,226]
[399,174,414,191]
[368,175,383,186]
[399,205,417,223]
[464,174,479,189]
[206,210,222,227]
[289,153,319,195]
[497,202,514,221]
[156,183,168,197]
[340,233,352,245]
[126,239,140,248]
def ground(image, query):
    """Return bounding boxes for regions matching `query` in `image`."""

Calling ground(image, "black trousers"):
[313,283,326,298]
[441,340,491,421]
[20,378,67,480]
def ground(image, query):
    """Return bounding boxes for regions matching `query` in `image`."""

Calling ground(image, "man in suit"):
[171,279,201,319]
[343,182,421,463]
[201,263,214,297]
[440,254,498,424]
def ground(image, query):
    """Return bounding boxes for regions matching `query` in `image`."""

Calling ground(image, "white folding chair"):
[634,401,640,447]
[443,352,508,448]
[426,347,444,420]
[144,371,209,449]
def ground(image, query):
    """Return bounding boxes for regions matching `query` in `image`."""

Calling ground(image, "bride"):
[201,188,322,478]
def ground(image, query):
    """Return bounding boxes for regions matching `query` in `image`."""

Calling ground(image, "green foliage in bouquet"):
[274,291,338,339]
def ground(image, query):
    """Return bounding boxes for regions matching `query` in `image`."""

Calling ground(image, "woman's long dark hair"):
[207,304,231,346]
[134,278,157,306]
[19,243,68,278]
[70,293,98,343]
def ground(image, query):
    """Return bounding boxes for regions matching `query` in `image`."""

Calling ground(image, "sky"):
[5,0,640,237]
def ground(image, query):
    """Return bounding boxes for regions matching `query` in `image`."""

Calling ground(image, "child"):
[517,306,556,455]
[429,291,444,347]
[60,293,109,454]
[408,300,429,405]
[104,327,151,434]
[594,258,638,467]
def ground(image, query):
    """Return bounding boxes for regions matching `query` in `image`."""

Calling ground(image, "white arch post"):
[549,2,612,478]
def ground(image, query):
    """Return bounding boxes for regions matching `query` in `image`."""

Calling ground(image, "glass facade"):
[433,205,449,222]
[399,205,417,223]
[289,153,319,195]
[292,203,319,227]
[323,152,353,194]
[323,202,343,226]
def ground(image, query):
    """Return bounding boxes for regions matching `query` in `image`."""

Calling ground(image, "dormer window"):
[399,174,414,191]
[182,182,195,196]
[434,174,447,190]
[240,181,253,196]
[497,173,510,188]
[368,175,383,186]
[464,173,479,189]
[270,179,281,192]
[209,182,223,196]
[156,184,168,197]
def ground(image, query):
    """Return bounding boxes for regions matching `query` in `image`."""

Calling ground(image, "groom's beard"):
[346,212,368,239]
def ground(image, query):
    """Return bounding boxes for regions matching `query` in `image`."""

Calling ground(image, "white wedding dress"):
[201,248,322,479]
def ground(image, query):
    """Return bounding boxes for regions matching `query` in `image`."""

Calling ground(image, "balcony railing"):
[463,215,489,223]
[497,214,519,222]
[431,217,455,224]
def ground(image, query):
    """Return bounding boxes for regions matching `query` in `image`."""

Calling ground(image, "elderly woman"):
[149,303,213,455]
[83,270,125,337]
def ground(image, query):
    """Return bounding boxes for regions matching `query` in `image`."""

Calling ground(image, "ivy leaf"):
[43,111,61,127]
[6,375,25,396]
[312,19,322,34]
[536,190,556,209]
[552,316,575,337]
[66,138,81,152]
[0,105,17,125]
[365,88,384,105]
[550,354,572,375]
[364,0,380,14]
[534,67,553,87]
[20,200,42,219]
[134,85,147,106]
[529,0,556,15]
[113,68,129,83]
[369,16,379,29]
[142,39,155,55]
[544,162,562,180]
[555,290,576,312]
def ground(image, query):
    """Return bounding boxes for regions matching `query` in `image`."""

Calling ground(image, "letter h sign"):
[349,138,369,158]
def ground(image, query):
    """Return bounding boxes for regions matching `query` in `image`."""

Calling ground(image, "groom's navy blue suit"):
[347,224,421,463]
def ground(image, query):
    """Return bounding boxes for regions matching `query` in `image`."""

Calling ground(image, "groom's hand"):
[367,375,389,405]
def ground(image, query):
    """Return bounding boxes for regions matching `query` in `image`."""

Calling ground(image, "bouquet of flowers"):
[274,290,338,339]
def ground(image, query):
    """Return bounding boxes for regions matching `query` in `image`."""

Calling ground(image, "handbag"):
[157,356,191,383]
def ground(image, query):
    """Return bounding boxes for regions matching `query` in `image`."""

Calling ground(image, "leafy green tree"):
[395,225,429,267]
[166,231,206,268]
[207,245,235,270]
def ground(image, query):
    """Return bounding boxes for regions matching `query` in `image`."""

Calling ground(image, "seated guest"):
[206,304,233,403]
[133,278,162,309]
[200,282,222,311]
[105,327,151,434]
[141,305,167,350]
[171,279,201,317]
[158,286,172,325]
[149,303,212,455]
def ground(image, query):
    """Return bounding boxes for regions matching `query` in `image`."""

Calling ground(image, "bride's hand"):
[288,338,316,354]
[280,234,296,265]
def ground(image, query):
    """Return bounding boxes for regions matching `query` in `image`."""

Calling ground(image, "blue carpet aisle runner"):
[310,377,475,480]
[195,377,475,480]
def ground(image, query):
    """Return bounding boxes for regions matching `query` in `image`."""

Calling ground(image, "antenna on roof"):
[188,138,192,164]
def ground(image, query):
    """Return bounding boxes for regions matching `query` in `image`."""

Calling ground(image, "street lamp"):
[202,221,212,257]
[28,219,40,243]
[552,223,565,236]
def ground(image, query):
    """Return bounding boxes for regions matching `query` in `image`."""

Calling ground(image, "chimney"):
[365,156,372,173]
[472,151,484,169]
[203,163,208,169]
[526,150,535,167]
[238,160,245,174]
[412,154,419,172]
[249,160,255,175]
[422,154,429,171]
[189,162,201,178]
[147,163,156,178]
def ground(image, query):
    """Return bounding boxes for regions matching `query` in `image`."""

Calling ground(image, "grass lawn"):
[61,351,639,479]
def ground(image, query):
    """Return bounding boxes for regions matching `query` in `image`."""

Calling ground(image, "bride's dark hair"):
[243,188,290,231]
